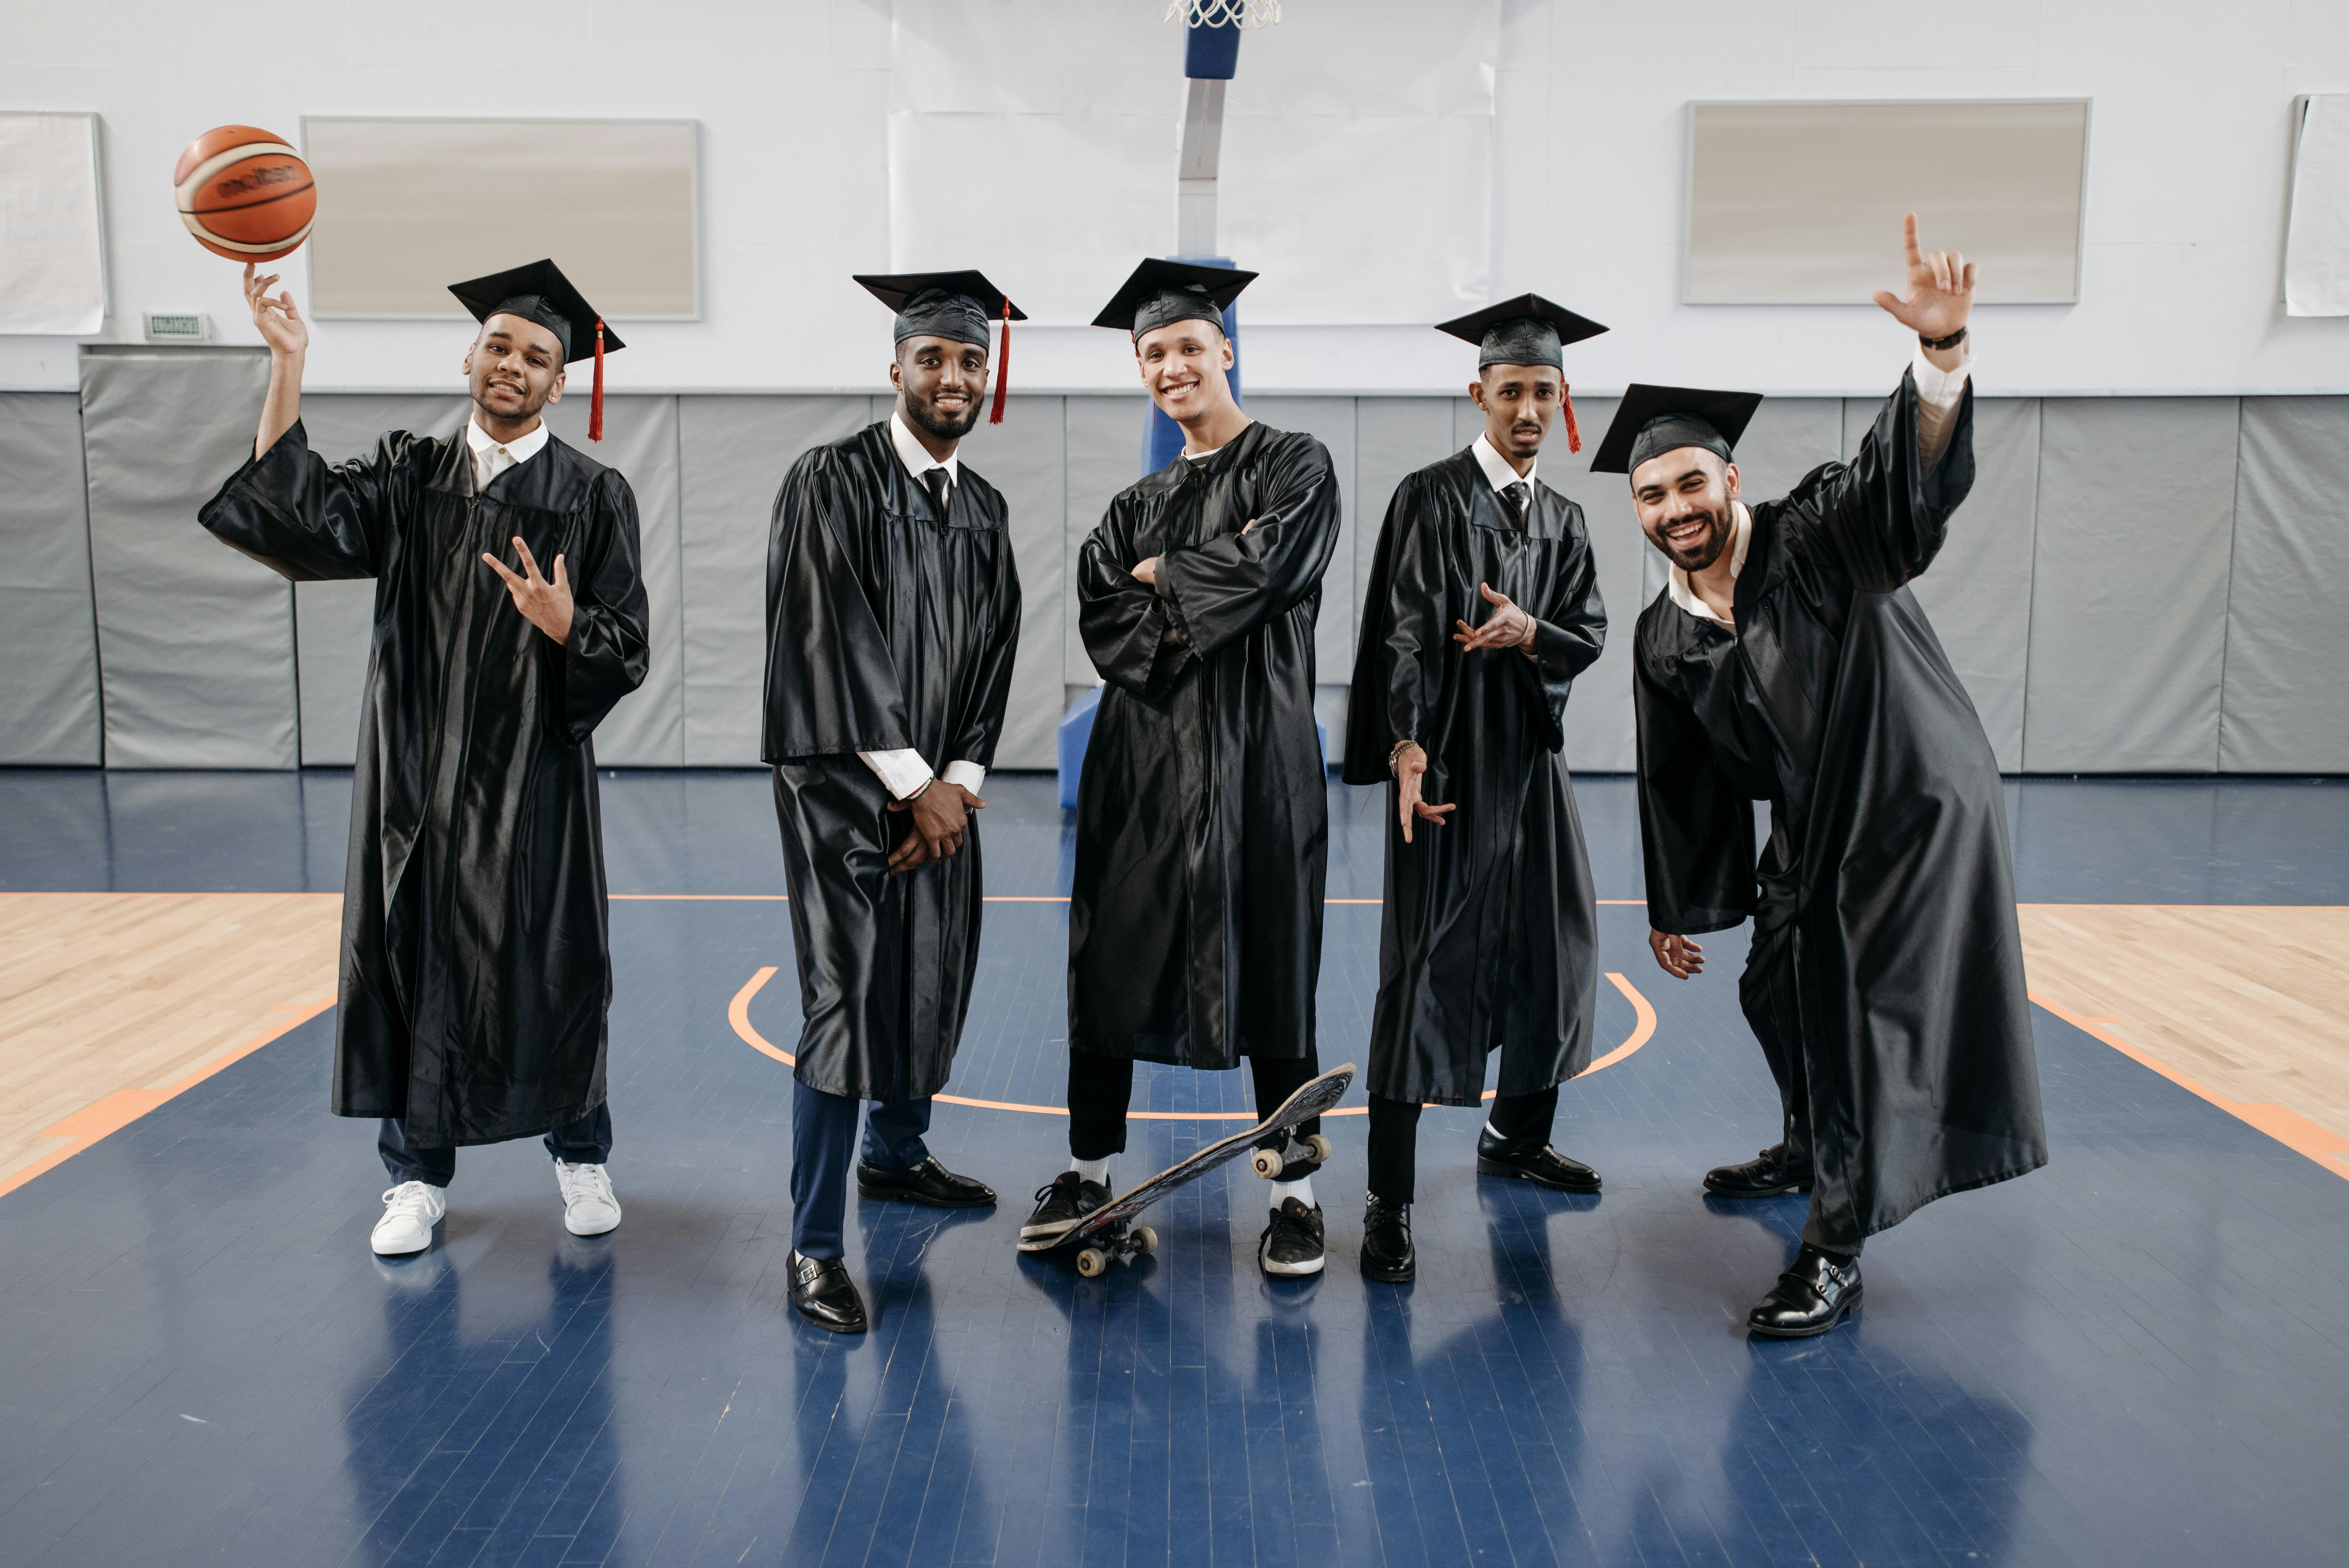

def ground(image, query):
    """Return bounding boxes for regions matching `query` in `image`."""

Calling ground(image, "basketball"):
[172,125,316,262]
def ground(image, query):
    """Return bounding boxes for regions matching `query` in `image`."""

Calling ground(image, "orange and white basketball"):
[172,125,316,263]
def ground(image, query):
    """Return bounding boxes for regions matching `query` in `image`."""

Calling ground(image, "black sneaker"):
[1359,1195,1414,1283]
[1018,1170,1109,1251]
[1259,1197,1326,1277]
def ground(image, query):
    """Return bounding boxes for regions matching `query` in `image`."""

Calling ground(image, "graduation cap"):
[853,270,1027,424]
[1589,383,1765,476]
[1092,258,1257,341]
[1436,292,1609,453]
[448,259,622,442]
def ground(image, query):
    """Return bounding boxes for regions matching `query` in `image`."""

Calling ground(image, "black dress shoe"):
[858,1156,997,1209]
[1704,1143,1814,1198]
[1746,1244,1862,1339]
[1476,1129,1601,1193]
[788,1249,868,1334]
[1359,1196,1415,1283]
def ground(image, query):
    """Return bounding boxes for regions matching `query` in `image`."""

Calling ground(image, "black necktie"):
[1502,480,1531,529]
[922,468,951,521]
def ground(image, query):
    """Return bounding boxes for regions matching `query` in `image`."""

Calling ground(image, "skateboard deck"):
[1019,1062,1356,1272]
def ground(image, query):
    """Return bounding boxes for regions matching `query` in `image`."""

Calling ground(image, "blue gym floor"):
[2,769,2347,1568]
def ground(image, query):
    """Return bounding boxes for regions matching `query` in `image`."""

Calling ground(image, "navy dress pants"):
[790,1079,934,1261]
[378,1102,613,1188]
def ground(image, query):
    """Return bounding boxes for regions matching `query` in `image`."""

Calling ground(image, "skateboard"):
[1020,1062,1356,1276]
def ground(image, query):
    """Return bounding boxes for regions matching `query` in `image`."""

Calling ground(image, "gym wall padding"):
[675,394,872,767]
[0,391,103,765]
[2220,397,2349,773]
[33,353,2349,778]
[2025,398,2241,773]
[80,348,297,770]
[292,395,470,767]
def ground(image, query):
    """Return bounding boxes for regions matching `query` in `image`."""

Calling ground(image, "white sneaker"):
[555,1161,622,1236]
[371,1181,447,1255]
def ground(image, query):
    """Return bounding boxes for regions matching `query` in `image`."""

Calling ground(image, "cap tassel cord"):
[589,319,606,443]
[1562,383,1581,454]
[989,299,1011,425]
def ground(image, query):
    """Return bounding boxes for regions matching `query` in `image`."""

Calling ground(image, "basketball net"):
[1164,0,1280,26]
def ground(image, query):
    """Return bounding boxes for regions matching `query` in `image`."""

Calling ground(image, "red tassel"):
[1562,383,1581,454]
[988,298,1010,425]
[588,318,606,443]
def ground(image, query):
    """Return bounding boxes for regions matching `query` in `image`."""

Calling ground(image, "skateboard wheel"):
[1076,1247,1108,1277]
[1303,1134,1332,1164]
[1251,1148,1284,1178]
[1134,1226,1158,1256]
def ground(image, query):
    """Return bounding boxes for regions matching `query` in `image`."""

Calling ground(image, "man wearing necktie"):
[1338,296,1611,1282]
[760,270,1025,1333]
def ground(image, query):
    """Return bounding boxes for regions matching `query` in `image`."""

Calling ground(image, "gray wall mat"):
[82,348,297,769]
[1558,394,1642,774]
[0,391,103,764]
[2221,397,2349,773]
[676,394,871,766]
[291,395,470,766]
[2025,398,2240,773]
[541,395,685,766]
[949,395,1069,770]
[1349,397,1464,761]
[1247,396,1361,684]
[1062,396,1149,687]
[1851,394,2042,771]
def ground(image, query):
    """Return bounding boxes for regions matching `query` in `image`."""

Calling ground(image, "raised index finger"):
[510,537,544,581]
[1902,210,1922,269]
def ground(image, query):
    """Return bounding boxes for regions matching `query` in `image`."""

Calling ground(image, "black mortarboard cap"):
[1589,383,1765,476]
[448,258,621,440]
[1435,293,1608,370]
[853,270,1026,348]
[853,268,1025,423]
[1092,257,1256,340]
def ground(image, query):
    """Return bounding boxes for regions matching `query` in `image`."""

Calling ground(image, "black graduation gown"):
[1069,422,1342,1069]
[199,420,650,1147]
[1341,450,1606,1106]
[761,423,1021,1102]
[1632,372,2046,1245]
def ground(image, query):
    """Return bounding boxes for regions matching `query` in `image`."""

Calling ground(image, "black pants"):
[1363,1087,1557,1205]
[377,1103,612,1188]
[1067,1049,1322,1163]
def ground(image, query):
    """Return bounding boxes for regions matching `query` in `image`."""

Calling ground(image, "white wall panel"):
[2024,398,2239,773]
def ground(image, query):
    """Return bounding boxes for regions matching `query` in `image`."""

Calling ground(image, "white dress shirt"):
[857,413,986,801]
[1470,431,1536,493]
[1668,344,1972,627]
[465,414,549,492]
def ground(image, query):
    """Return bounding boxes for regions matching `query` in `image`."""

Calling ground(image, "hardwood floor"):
[0,893,342,1195]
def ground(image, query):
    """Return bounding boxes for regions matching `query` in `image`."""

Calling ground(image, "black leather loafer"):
[1703,1143,1814,1198]
[788,1249,868,1334]
[1746,1244,1862,1339]
[1475,1130,1601,1193]
[857,1156,997,1209]
[1359,1196,1415,1283]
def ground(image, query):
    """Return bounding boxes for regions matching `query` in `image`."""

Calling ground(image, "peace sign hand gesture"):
[481,535,574,644]
[1872,211,1975,342]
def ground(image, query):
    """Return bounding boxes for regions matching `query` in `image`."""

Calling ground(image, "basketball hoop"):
[1165,0,1280,26]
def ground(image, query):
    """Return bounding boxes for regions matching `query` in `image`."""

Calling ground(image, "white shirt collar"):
[1471,432,1536,493]
[888,411,960,487]
[466,413,549,468]
[1666,502,1752,626]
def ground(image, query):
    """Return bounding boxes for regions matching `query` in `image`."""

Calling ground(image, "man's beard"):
[1659,504,1733,572]
[473,381,549,422]
[904,389,981,442]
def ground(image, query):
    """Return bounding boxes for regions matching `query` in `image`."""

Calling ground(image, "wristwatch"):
[1919,326,1969,352]
[1388,738,1419,775]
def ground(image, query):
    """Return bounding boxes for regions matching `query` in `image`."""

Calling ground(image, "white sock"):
[1071,1157,1110,1185]
[1271,1174,1315,1210]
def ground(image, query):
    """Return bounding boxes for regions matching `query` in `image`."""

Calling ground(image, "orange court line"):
[0,995,338,1201]
[2028,989,2349,1182]
[725,967,1657,1119]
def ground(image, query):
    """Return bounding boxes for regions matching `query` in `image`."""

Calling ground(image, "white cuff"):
[1912,343,1971,471]
[941,760,987,793]
[858,748,934,800]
